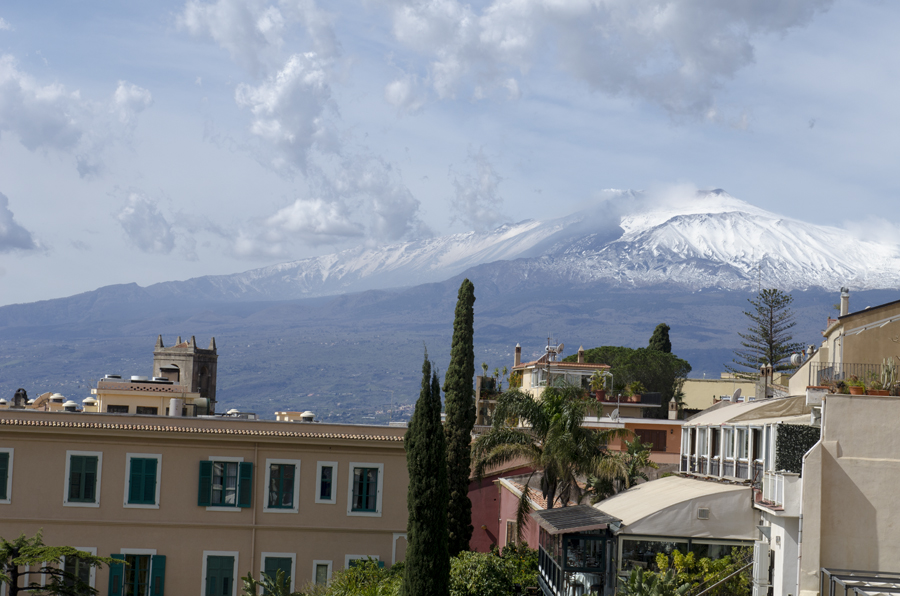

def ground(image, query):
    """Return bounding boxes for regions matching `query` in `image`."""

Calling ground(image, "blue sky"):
[0,0,898,305]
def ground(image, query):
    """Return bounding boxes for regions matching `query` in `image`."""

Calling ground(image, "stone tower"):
[152,335,219,413]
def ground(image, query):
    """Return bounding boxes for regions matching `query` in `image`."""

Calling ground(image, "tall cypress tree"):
[648,323,672,353]
[443,278,476,555]
[403,353,450,596]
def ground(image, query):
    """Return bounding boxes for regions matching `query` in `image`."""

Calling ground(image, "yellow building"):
[0,408,408,594]
[681,374,757,412]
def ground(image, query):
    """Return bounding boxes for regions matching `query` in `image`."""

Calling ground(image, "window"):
[107,405,129,414]
[315,462,337,504]
[136,406,158,415]
[312,561,332,586]
[108,551,164,596]
[63,547,96,591]
[723,428,734,458]
[264,460,300,513]
[65,451,102,507]
[0,448,13,504]
[198,458,253,509]
[736,428,748,459]
[203,552,238,596]
[635,429,667,452]
[125,454,161,508]
[506,521,519,546]
[345,555,382,569]
[261,554,295,593]
[697,428,707,456]
[347,463,383,517]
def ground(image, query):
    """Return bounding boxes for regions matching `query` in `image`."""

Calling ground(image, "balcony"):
[758,471,800,516]
[806,362,889,388]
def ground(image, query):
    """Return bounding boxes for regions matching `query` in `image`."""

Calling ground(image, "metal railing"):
[821,568,900,596]
[751,461,763,487]
[736,461,749,479]
[808,362,890,387]
[762,472,785,506]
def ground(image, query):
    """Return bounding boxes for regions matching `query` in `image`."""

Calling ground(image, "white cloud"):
[0,55,152,177]
[235,52,333,173]
[115,193,177,254]
[449,148,505,232]
[177,0,338,75]
[112,81,153,126]
[382,0,834,115]
[0,191,40,253]
[0,17,12,31]
[384,75,426,114]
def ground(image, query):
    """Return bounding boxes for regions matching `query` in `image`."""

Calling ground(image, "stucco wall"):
[498,482,541,549]
[800,394,900,594]
[468,466,532,552]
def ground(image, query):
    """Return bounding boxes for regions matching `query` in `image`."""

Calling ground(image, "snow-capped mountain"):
[145,190,900,301]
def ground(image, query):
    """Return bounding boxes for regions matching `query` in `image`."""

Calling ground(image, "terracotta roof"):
[512,360,611,371]
[0,418,404,442]
[503,478,574,509]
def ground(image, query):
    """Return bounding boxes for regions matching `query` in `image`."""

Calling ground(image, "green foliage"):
[588,436,658,502]
[242,570,304,596]
[0,531,117,596]
[774,424,820,474]
[449,547,538,596]
[444,279,477,555]
[649,324,672,353]
[472,384,630,541]
[727,289,805,376]
[305,560,403,596]
[403,353,450,596]
[621,567,689,596]
[655,547,752,596]
[563,346,692,411]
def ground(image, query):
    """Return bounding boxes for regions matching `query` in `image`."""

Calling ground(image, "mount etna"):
[2,190,898,422]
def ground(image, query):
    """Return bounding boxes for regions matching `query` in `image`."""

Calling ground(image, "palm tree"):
[472,383,630,542]
[588,435,659,502]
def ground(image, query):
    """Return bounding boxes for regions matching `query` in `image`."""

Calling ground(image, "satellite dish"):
[790,353,802,366]
[558,343,564,353]
[610,408,619,421]
[732,388,742,402]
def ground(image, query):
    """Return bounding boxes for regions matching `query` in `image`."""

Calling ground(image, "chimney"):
[577,346,585,364]
[514,343,521,367]
[668,397,678,420]
[209,337,217,350]
[840,287,850,316]
[176,336,183,345]
[189,336,197,348]
[156,335,164,348]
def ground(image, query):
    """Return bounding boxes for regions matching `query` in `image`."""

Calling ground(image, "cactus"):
[883,358,898,390]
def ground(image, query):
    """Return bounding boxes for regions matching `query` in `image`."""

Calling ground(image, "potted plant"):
[846,375,866,395]
[590,371,608,401]
[625,381,646,403]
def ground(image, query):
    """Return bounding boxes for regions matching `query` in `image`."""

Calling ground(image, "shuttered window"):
[198,461,253,508]
[0,451,9,501]
[128,458,158,505]
[68,455,99,503]
[351,468,378,512]
[634,429,667,452]
[205,555,235,596]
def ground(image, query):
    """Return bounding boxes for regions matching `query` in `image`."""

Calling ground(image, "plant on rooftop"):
[472,384,630,542]
[403,352,450,596]
[444,279,477,556]
[0,531,117,596]
[726,288,805,379]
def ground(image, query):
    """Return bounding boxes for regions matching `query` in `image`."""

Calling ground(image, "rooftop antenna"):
[545,336,564,362]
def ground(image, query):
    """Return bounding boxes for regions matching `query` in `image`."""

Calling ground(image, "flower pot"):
[629,394,641,403]
[849,386,866,395]
[595,390,607,401]
[869,389,890,396]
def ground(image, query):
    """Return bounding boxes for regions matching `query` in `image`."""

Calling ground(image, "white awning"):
[593,475,756,540]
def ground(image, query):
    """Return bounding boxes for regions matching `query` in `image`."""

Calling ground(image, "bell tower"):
[152,335,219,413]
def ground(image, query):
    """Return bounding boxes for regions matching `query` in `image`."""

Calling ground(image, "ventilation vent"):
[698,507,710,520]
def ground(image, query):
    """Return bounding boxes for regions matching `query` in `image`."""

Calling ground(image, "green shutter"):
[206,555,234,596]
[150,554,166,595]
[108,554,125,596]
[143,458,158,504]
[0,452,8,500]
[128,458,143,504]
[238,462,253,508]
[69,456,84,500]
[198,461,213,506]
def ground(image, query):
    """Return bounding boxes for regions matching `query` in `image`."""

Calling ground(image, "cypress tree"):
[402,353,450,596]
[443,278,476,556]
[648,323,672,353]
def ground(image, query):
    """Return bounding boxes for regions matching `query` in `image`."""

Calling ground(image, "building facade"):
[0,409,408,595]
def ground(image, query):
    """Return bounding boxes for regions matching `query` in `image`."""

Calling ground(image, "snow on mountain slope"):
[145,190,900,300]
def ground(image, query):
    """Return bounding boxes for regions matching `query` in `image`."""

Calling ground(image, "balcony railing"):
[723,460,735,477]
[759,471,800,514]
[736,460,749,478]
[807,362,888,387]
[752,461,763,486]
[709,459,720,477]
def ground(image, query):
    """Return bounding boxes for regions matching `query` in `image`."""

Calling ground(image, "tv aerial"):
[545,336,564,361]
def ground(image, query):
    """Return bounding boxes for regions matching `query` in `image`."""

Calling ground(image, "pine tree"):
[648,323,672,353]
[443,279,476,556]
[403,353,450,596]
[727,289,805,377]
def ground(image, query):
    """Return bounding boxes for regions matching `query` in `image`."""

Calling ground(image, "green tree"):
[565,347,691,411]
[443,279,476,556]
[403,354,450,596]
[472,384,630,541]
[242,569,304,596]
[588,436,659,502]
[727,289,805,377]
[649,324,672,353]
[305,559,403,596]
[448,546,537,596]
[0,532,117,596]
[656,547,752,596]
[621,567,690,596]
